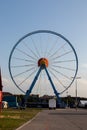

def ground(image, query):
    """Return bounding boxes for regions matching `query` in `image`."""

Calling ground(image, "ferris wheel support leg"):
[44,67,61,104]
[25,66,42,101]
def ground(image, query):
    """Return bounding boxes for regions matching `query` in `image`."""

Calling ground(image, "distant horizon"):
[2,90,87,99]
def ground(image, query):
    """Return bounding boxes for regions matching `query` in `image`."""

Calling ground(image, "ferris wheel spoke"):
[23,42,39,59]
[51,65,75,71]
[45,37,58,57]
[16,48,37,60]
[12,57,36,63]
[48,43,67,59]
[45,36,56,57]
[43,38,50,57]
[53,59,75,64]
[50,67,71,80]
[13,67,36,78]
[39,36,43,57]
[18,69,38,87]
[51,50,73,61]
[31,37,41,58]
[11,64,35,68]
[48,69,66,89]
[35,72,42,94]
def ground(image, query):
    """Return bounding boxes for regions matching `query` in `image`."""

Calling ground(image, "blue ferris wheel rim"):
[8,30,78,94]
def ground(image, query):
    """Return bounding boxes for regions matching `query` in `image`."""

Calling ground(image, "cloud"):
[81,63,87,68]
[2,77,9,84]
[80,79,87,85]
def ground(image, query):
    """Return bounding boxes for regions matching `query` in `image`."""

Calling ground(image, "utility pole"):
[0,68,3,112]
[75,77,81,110]
[66,90,68,107]
[71,76,81,110]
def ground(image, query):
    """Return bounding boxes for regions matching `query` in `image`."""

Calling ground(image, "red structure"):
[0,68,3,112]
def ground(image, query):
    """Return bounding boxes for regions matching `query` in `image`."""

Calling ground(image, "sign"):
[0,68,3,91]
[0,91,2,102]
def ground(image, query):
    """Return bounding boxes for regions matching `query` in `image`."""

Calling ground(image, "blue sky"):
[0,0,87,97]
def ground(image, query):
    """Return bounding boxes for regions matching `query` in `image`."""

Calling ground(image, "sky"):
[0,0,87,97]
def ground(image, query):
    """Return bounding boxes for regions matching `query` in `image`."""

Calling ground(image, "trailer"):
[49,99,56,109]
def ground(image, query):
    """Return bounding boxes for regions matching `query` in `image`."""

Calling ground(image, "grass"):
[0,108,41,130]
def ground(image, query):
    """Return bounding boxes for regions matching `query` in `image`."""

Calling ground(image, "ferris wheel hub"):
[38,58,49,67]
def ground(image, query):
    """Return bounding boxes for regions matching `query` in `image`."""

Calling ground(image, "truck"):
[49,99,56,109]
[78,100,87,108]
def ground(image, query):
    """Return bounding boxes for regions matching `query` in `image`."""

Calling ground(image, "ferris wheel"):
[9,30,78,98]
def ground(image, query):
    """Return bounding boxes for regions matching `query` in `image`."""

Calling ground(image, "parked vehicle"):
[78,100,87,108]
[49,99,56,109]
